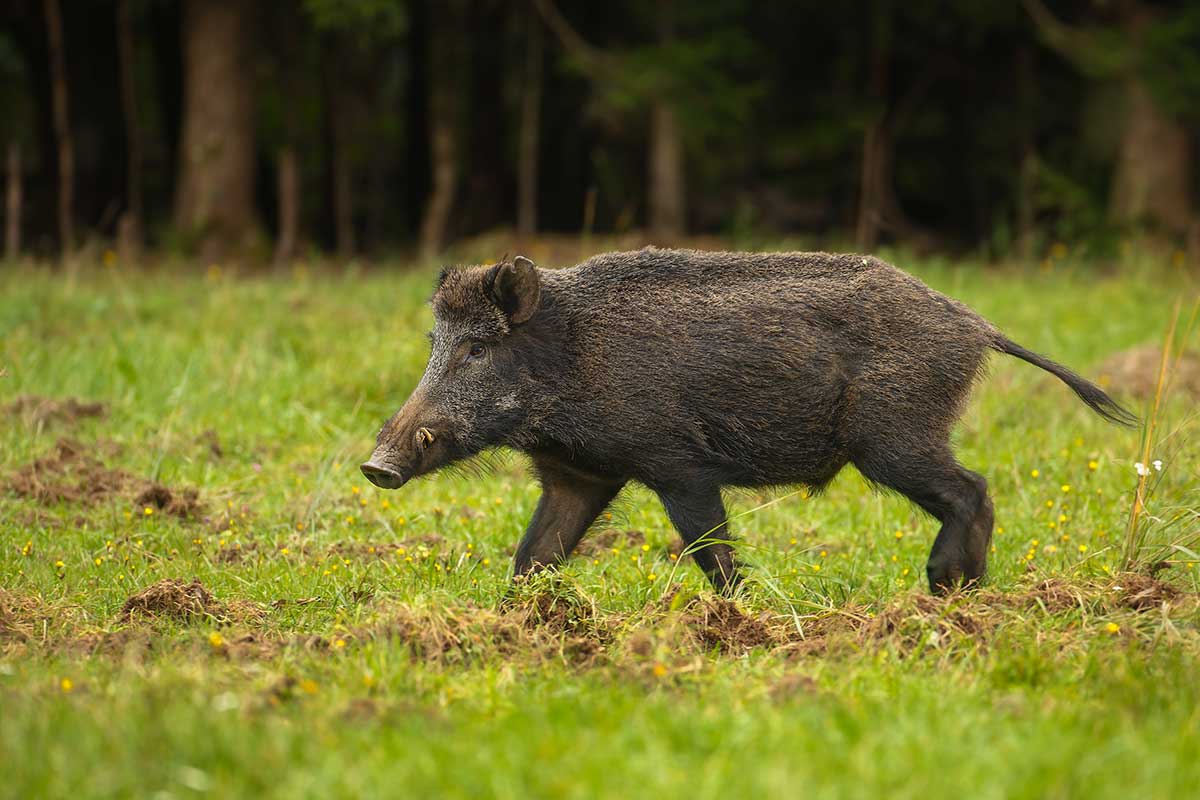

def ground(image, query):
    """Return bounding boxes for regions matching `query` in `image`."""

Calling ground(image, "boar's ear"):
[486,256,540,325]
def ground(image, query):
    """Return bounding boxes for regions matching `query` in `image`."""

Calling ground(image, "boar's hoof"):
[927,559,984,596]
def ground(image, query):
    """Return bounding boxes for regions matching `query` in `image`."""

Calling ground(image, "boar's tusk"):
[415,427,435,447]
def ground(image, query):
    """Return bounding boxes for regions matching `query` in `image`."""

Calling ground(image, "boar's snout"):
[363,392,457,490]
[360,459,406,489]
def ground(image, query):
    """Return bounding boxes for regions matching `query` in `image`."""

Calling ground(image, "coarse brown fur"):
[362,248,1135,595]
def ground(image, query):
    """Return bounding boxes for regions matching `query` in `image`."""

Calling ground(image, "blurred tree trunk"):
[855,2,890,251]
[4,142,19,260]
[270,7,305,265]
[1109,77,1192,234]
[327,74,356,259]
[419,0,462,259]
[517,4,542,239]
[1023,0,1193,235]
[855,2,939,252]
[533,0,687,240]
[1015,45,1038,259]
[174,0,258,260]
[648,0,685,241]
[648,102,685,240]
[116,0,143,261]
[459,0,505,237]
[274,147,299,264]
[44,0,74,256]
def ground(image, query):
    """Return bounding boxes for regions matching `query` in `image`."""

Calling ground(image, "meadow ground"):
[1,248,1198,799]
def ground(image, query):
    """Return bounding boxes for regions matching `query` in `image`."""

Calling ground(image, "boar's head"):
[361,256,542,489]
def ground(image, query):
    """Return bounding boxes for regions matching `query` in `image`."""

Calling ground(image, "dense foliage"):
[1,0,1198,259]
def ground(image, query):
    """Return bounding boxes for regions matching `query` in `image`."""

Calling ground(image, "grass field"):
[1,250,1198,799]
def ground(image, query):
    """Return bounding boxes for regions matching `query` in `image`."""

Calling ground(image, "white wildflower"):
[1152,460,1163,472]
[1135,462,1149,477]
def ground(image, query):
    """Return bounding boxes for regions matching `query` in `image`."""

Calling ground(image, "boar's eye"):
[464,342,487,362]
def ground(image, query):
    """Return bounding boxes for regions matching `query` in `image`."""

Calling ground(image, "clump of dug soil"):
[119,579,264,624]
[673,594,782,653]
[5,395,108,426]
[1097,344,1200,400]
[6,438,203,519]
[134,484,203,519]
[1109,574,1180,611]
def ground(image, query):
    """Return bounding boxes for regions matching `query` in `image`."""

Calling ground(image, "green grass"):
[1,252,1198,799]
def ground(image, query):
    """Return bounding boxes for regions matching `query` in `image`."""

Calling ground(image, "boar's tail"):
[990,335,1139,427]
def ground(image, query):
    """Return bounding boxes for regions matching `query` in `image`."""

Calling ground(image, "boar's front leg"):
[658,488,742,595]
[512,467,624,579]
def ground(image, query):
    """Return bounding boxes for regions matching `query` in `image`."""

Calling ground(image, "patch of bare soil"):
[677,595,781,653]
[6,438,204,519]
[1012,578,1085,613]
[119,579,264,625]
[1108,574,1181,611]
[135,484,203,519]
[7,438,131,505]
[864,593,1002,653]
[5,395,107,426]
[1097,344,1200,400]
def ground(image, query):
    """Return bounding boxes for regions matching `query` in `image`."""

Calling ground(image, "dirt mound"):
[1097,344,1200,400]
[675,595,781,653]
[866,593,1001,651]
[7,438,131,505]
[121,579,228,623]
[6,438,203,519]
[1109,574,1180,611]
[507,587,608,641]
[134,484,203,519]
[5,395,107,425]
[1015,579,1084,613]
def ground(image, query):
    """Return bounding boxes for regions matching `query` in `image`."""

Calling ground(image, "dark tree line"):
[1,0,1198,263]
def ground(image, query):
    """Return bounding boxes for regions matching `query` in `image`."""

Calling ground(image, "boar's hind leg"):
[512,473,624,578]
[658,489,742,596]
[853,446,993,595]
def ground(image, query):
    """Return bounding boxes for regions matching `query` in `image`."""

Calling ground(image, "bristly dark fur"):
[364,247,1136,597]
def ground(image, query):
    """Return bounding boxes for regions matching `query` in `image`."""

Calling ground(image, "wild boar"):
[361,248,1135,595]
